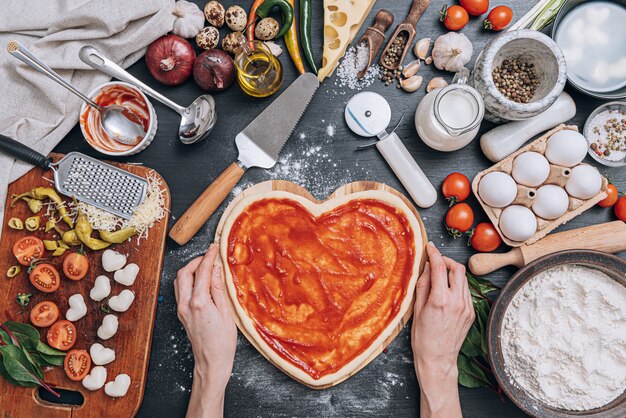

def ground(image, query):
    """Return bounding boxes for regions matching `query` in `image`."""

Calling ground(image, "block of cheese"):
[318,0,377,82]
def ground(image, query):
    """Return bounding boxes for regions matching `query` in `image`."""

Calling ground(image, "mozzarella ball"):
[532,185,569,219]
[478,171,517,208]
[544,130,587,167]
[565,164,603,199]
[499,205,537,242]
[512,152,550,187]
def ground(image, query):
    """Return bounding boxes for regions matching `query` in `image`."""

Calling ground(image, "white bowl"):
[79,81,157,156]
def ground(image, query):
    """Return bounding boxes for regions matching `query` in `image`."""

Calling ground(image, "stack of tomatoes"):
[440,0,513,32]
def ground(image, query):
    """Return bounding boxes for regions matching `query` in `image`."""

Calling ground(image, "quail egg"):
[512,152,550,187]
[478,171,517,208]
[196,26,220,50]
[532,185,569,220]
[565,164,603,199]
[204,1,225,27]
[225,5,247,32]
[544,130,587,167]
[222,31,243,55]
[499,205,537,242]
[255,17,280,41]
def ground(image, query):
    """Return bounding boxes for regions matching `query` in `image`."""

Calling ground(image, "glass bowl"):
[584,101,626,167]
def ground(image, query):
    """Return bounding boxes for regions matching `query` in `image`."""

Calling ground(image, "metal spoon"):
[7,41,145,146]
[79,46,216,145]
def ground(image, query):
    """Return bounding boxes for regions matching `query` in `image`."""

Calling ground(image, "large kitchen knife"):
[468,221,626,275]
[170,73,320,245]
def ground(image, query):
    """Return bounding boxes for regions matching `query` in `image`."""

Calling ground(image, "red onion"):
[145,35,195,86]
[193,49,236,92]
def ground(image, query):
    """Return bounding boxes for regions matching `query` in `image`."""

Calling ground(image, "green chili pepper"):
[300,0,317,74]
[75,212,111,251]
[61,230,82,246]
[256,0,294,39]
[12,188,73,228]
[98,227,137,244]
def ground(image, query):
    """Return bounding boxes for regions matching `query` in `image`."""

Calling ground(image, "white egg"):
[565,164,603,199]
[478,171,517,208]
[532,185,569,219]
[512,152,550,187]
[499,205,537,242]
[544,130,587,167]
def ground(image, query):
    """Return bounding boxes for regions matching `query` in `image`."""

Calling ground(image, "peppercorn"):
[492,58,539,104]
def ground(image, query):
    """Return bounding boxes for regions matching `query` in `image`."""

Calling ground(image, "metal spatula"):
[0,134,147,219]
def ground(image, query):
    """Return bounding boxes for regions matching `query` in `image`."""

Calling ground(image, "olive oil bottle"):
[234,39,283,98]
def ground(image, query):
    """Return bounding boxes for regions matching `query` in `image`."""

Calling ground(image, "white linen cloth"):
[0,0,175,226]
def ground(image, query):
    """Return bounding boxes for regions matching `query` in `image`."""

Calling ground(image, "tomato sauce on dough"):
[226,198,415,379]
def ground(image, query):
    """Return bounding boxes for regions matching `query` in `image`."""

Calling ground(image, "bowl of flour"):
[488,250,626,417]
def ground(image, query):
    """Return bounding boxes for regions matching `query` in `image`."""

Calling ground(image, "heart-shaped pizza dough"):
[102,250,127,272]
[220,189,423,387]
[97,314,119,340]
[105,373,131,398]
[90,275,111,302]
[90,343,116,366]
[114,263,139,286]
[66,294,87,322]
[109,290,135,312]
[82,366,107,391]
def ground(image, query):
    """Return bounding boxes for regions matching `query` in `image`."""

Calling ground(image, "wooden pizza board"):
[214,180,427,389]
[0,153,170,417]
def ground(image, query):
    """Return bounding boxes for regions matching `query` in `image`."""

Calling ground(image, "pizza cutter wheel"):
[345,92,437,208]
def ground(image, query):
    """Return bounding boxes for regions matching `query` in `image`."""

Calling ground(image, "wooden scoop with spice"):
[356,10,394,79]
[380,0,430,71]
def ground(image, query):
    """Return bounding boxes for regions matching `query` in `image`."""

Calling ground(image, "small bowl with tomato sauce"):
[80,82,157,156]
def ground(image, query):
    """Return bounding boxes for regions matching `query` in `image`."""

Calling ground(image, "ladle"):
[8,41,146,146]
[80,46,216,145]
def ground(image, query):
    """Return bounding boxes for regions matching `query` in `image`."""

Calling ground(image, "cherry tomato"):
[12,236,44,266]
[598,184,619,208]
[469,222,502,252]
[446,203,475,237]
[30,301,60,328]
[29,263,60,293]
[47,320,77,351]
[442,172,471,205]
[615,196,626,222]
[440,5,469,31]
[63,253,89,281]
[64,349,91,381]
[484,5,513,31]
[460,0,489,16]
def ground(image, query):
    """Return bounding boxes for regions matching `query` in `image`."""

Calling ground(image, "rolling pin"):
[468,221,626,275]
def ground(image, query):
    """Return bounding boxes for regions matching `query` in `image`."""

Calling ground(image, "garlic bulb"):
[171,0,205,39]
[432,33,473,73]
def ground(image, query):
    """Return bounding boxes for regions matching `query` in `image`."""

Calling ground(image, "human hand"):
[411,242,474,418]
[175,243,237,394]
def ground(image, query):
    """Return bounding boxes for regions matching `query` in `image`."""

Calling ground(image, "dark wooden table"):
[53,1,626,416]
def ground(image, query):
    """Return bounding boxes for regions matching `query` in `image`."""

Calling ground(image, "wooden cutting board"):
[214,180,427,389]
[0,153,170,417]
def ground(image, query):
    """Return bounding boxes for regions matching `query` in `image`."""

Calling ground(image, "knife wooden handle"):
[169,162,245,245]
[468,221,626,275]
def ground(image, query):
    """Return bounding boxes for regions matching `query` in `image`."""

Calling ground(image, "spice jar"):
[415,68,484,152]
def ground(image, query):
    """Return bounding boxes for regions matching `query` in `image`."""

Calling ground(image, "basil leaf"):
[20,348,44,380]
[35,340,66,357]
[39,353,65,367]
[0,328,10,345]
[457,354,490,389]
[4,322,40,342]
[0,359,21,386]
[0,345,41,388]
[460,324,483,358]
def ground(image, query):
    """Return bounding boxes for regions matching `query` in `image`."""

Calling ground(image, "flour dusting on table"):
[501,265,626,411]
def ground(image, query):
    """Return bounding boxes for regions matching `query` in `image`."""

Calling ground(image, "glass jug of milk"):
[415,67,484,152]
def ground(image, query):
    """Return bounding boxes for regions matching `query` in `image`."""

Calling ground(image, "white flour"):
[501,265,626,411]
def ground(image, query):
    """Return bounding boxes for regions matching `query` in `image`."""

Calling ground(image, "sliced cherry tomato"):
[442,172,471,206]
[446,203,474,237]
[29,263,60,293]
[47,320,77,351]
[598,183,619,208]
[615,196,626,222]
[30,301,60,328]
[460,0,489,16]
[440,5,469,31]
[469,222,502,252]
[484,5,513,31]
[63,253,89,281]
[64,349,91,381]
[13,236,44,266]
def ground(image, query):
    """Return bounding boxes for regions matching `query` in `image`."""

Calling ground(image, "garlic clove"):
[425,56,433,65]
[414,38,431,60]
[400,76,424,93]
[426,77,448,93]
[263,41,283,57]
[402,60,421,78]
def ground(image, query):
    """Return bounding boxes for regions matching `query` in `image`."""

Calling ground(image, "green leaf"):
[35,340,66,358]
[0,360,21,386]
[38,352,65,367]
[4,322,40,343]
[0,345,42,388]
[0,328,10,345]
[457,354,490,389]
[461,324,483,358]
[20,347,44,380]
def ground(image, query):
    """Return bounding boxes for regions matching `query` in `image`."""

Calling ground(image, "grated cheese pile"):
[78,170,167,240]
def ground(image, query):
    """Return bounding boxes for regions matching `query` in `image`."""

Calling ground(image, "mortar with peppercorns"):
[472,29,567,123]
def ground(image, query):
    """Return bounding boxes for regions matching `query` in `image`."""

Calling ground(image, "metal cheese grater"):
[0,134,147,219]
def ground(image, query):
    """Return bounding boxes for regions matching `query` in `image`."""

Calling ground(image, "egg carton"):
[472,124,608,247]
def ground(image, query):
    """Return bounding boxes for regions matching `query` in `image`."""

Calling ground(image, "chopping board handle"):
[169,162,245,245]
